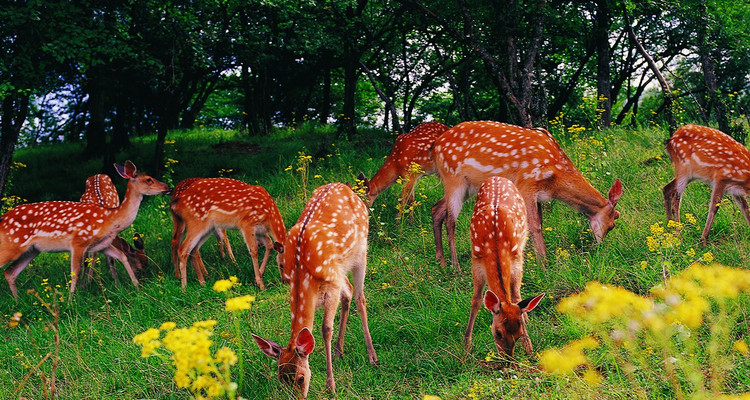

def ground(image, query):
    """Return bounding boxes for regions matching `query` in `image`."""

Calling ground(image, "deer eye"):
[296,376,305,387]
[146,178,154,184]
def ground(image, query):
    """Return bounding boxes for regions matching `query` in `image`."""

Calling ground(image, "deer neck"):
[555,174,608,218]
[288,273,319,344]
[106,181,144,234]
[368,160,397,200]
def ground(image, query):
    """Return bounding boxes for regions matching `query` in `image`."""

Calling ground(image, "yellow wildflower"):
[225,295,255,312]
[702,252,714,263]
[159,321,177,331]
[685,213,697,224]
[212,279,234,293]
[640,261,648,270]
[733,340,749,355]
[215,347,238,365]
[583,368,603,386]
[539,336,598,374]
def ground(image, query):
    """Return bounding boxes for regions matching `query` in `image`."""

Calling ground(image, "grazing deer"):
[464,177,544,358]
[366,121,450,215]
[252,182,378,398]
[170,178,286,290]
[0,161,170,299]
[664,124,750,245]
[170,178,235,281]
[431,121,623,268]
[79,174,148,283]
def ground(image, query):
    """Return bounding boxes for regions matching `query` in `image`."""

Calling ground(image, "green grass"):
[1,123,748,399]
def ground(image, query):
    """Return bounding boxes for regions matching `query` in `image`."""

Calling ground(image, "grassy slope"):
[0,124,748,399]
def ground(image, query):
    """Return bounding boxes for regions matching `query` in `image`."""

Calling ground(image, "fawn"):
[0,161,170,299]
[664,124,750,245]
[431,121,622,268]
[252,182,378,398]
[463,177,544,358]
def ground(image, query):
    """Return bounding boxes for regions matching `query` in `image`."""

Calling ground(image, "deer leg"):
[445,187,467,271]
[216,228,236,263]
[188,235,212,285]
[397,176,418,220]
[69,248,86,295]
[431,198,448,267]
[84,252,96,284]
[178,229,208,289]
[257,234,272,276]
[240,226,265,290]
[322,288,342,394]
[106,255,119,283]
[464,263,485,352]
[335,278,353,359]
[702,182,727,247]
[352,258,378,365]
[3,249,39,300]
[731,195,750,225]
[171,213,186,279]
[525,196,547,266]
[102,244,139,289]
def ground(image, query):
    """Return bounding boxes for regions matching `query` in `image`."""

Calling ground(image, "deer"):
[463,176,545,359]
[663,124,750,246]
[431,121,623,269]
[366,121,450,216]
[0,161,171,299]
[170,177,235,282]
[252,182,378,398]
[170,178,286,290]
[79,174,148,283]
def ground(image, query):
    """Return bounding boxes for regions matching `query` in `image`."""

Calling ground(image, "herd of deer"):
[1,122,747,397]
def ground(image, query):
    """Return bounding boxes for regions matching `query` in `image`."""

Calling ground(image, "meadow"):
[0,123,749,399]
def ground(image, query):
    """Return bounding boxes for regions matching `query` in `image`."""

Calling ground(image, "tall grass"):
[0,122,748,399]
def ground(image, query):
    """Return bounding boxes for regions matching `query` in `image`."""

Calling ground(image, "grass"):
[1,122,749,399]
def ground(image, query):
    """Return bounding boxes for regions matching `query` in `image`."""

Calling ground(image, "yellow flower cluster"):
[557,282,653,324]
[539,336,599,375]
[133,320,237,398]
[646,221,681,252]
[652,264,750,330]
[212,276,239,293]
[225,295,255,312]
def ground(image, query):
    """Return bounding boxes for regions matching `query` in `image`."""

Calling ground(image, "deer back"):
[666,124,750,186]
[80,174,120,208]
[171,178,286,242]
[368,121,450,201]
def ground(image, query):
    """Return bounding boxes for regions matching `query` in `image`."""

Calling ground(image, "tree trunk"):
[320,67,331,125]
[625,15,676,133]
[595,0,612,129]
[84,79,107,159]
[339,45,358,138]
[361,62,401,133]
[0,94,29,196]
[697,1,729,133]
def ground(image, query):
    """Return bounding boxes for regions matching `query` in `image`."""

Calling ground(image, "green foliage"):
[1,125,749,399]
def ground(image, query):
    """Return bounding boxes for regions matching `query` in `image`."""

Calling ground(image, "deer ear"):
[124,160,137,177]
[608,179,623,206]
[295,328,315,356]
[273,241,284,254]
[518,293,545,313]
[483,290,501,313]
[114,163,129,179]
[252,334,282,359]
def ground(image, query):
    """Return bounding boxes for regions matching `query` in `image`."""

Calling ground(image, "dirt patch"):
[210,141,261,154]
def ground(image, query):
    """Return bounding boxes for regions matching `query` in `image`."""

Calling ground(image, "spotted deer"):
[170,178,286,290]
[79,174,148,283]
[252,182,378,398]
[170,178,235,282]
[0,161,171,299]
[366,121,450,215]
[464,177,544,358]
[664,124,750,245]
[431,121,623,268]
